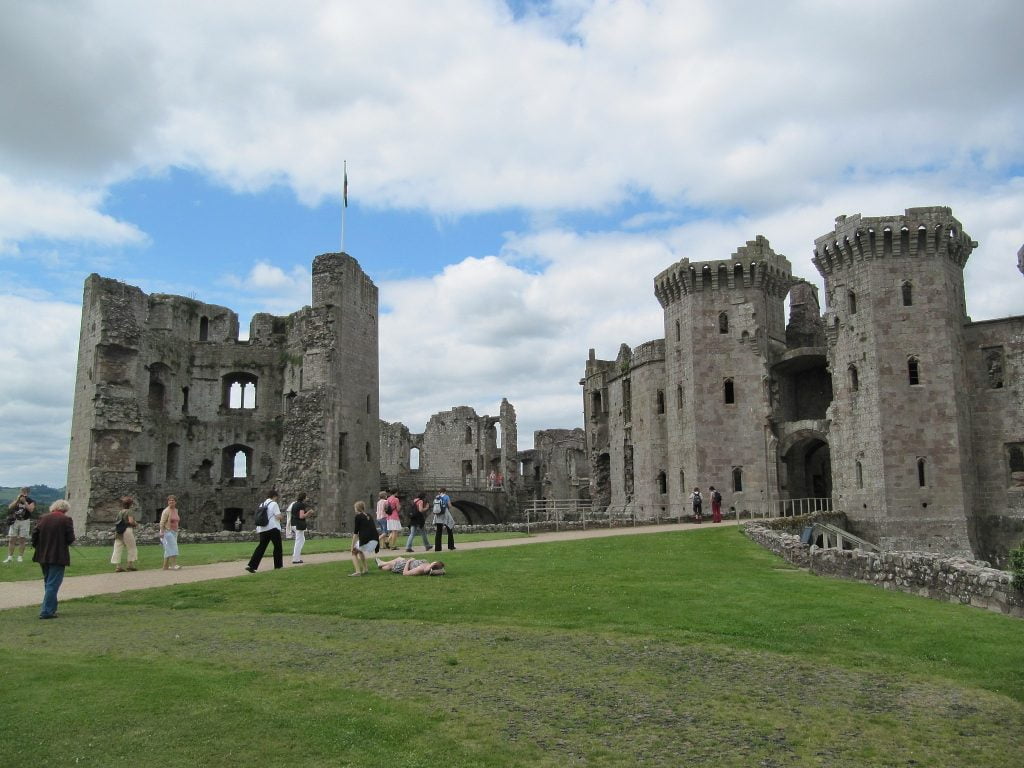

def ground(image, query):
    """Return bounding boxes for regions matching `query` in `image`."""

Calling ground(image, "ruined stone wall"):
[582,350,614,508]
[417,405,501,486]
[67,252,379,534]
[815,208,977,555]
[531,428,589,501]
[964,315,1024,566]
[380,420,413,479]
[743,522,1024,618]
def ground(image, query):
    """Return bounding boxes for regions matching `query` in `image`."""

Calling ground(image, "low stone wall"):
[743,521,1024,618]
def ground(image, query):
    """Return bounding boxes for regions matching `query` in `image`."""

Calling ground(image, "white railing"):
[754,497,834,519]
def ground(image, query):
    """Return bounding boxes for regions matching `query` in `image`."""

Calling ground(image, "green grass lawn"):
[0,531,526,581]
[2,527,1022,767]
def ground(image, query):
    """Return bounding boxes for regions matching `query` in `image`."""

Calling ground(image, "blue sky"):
[1,0,1023,487]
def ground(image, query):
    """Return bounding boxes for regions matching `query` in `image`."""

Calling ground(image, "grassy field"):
[0,531,526,581]
[1,527,1022,767]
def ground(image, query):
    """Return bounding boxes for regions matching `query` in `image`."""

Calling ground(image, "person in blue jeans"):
[405,493,432,552]
[31,499,76,619]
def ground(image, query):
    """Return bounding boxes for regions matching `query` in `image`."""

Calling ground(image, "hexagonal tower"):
[654,237,796,515]
[813,207,977,554]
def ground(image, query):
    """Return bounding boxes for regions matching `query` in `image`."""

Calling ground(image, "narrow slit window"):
[724,378,735,404]
[917,457,926,487]
[901,281,913,306]
[848,364,859,392]
[908,356,920,386]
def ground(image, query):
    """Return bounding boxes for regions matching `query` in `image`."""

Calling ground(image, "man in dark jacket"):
[31,499,76,619]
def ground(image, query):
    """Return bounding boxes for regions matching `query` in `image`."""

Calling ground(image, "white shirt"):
[257,499,283,532]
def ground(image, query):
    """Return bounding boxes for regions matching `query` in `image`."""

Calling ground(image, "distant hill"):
[0,485,66,511]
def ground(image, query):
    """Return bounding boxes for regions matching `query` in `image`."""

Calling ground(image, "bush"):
[1010,545,1024,591]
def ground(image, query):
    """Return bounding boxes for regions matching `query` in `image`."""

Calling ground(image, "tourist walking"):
[405,493,432,552]
[709,486,723,523]
[350,500,379,576]
[5,486,35,563]
[289,492,312,563]
[385,491,402,550]
[689,487,703,523]
[430,487,457,552]
[375,491,390,547]
[245,490,283,572]
[159,494,181,570]
[31,499,76,619]
[111,496,139,572]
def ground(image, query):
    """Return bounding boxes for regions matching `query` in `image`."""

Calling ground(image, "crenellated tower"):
[813,207,978,554]
[654,236,797,514]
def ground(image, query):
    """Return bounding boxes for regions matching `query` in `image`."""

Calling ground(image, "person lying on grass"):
[375,556,445,576]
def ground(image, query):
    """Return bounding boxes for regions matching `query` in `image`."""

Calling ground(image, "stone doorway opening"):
[223,507,244,531]
[782,436,831,499]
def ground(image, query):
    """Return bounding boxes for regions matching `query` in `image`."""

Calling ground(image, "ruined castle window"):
[199,316,209,341]
[855,461,863,489]
[656,390,665,415]
[1007,444,1024,487]
[916,225,927,252]
[723,378,735,404]
[676,385,683,411]
[136,463,152,485]
[591,391,602,417]
[883,227,893,256]
[916,457,927,487]
[181,386,189,413]
[907,356,920,386]
[410,446,420,471]
[900,227,910,253]
[465,426,473,444]
[847,290,857,315]
[718,312,729,334]
[657,471,667,495]
[734,263,744,288]
[223,373,258,410]
[984,347,1004,389]
[285,391,296,413]
[338,433,347,470]
[148,379,165,412]
[679,470,685,496]
[366,394,371,414]
[622,379,632,423]
[365,441,371,462]
[848,364,859,392]
[222,445,252,481]
[166,443,180,480]
[675,320,680,341]
[901,281,913,306]
[732,466,743,493]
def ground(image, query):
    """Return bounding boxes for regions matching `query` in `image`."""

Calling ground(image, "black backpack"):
[712,490,722,504]
[254,500,269,527]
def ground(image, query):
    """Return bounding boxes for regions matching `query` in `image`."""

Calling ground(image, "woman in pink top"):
[159,495,181,570]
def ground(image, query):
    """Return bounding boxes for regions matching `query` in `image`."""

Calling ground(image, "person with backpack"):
[430,487,457,552]
[245,490,283,572]
[689,487,703,524]
[288,492,313,564]
[405,492,432,552]
[709,486,723,523]
[385,490,401,550]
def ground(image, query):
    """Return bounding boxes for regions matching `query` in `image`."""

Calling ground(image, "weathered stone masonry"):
[66,252,379,534]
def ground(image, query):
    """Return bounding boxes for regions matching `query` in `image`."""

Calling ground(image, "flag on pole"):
[343,162,348,208]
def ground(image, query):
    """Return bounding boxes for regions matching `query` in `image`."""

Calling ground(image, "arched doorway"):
[781,434,831,500]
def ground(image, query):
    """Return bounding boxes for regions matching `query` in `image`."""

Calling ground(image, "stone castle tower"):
[66,252,379,534]
[814,207,978,554]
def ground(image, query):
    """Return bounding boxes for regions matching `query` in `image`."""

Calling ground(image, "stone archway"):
[780,433,832,500]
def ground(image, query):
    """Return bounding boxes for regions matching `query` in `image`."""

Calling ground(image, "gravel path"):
[0,520,737,611]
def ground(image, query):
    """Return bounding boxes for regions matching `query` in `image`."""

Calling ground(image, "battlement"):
[654,235,795,307]
[812,207,977,276]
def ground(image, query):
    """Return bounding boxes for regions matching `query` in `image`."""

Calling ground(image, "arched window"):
[221,444,252,483]
[848,290,857,315]
[223,373,258,410]
[907,356,921,386]
[917,457,927,487]
[465,426,473,444]
[848,364,859,392]
[718,311,729,334]
[410,446,420,470]
[901,280,913,306]
[855,461,863,489]
[656,390,665,415]
[181,386,190,414]
[732,466,743,492]
[724,378,735,404]
[657,471,667,495]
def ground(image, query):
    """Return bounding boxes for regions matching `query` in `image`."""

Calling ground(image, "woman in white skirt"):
[159,494,181,570]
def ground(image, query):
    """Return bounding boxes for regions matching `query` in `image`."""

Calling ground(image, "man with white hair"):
[31,499,76,619]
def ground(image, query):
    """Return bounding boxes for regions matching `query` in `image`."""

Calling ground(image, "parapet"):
[812,207,977,277]
[654,235,794,307]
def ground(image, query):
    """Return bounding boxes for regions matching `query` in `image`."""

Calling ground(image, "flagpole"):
[341,160,347,254]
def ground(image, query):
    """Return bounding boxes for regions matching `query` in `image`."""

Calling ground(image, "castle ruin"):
[583,207,1024,565]
[66,253,379,534]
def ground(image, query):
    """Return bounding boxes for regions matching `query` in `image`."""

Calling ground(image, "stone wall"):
[743,521,1024,618]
